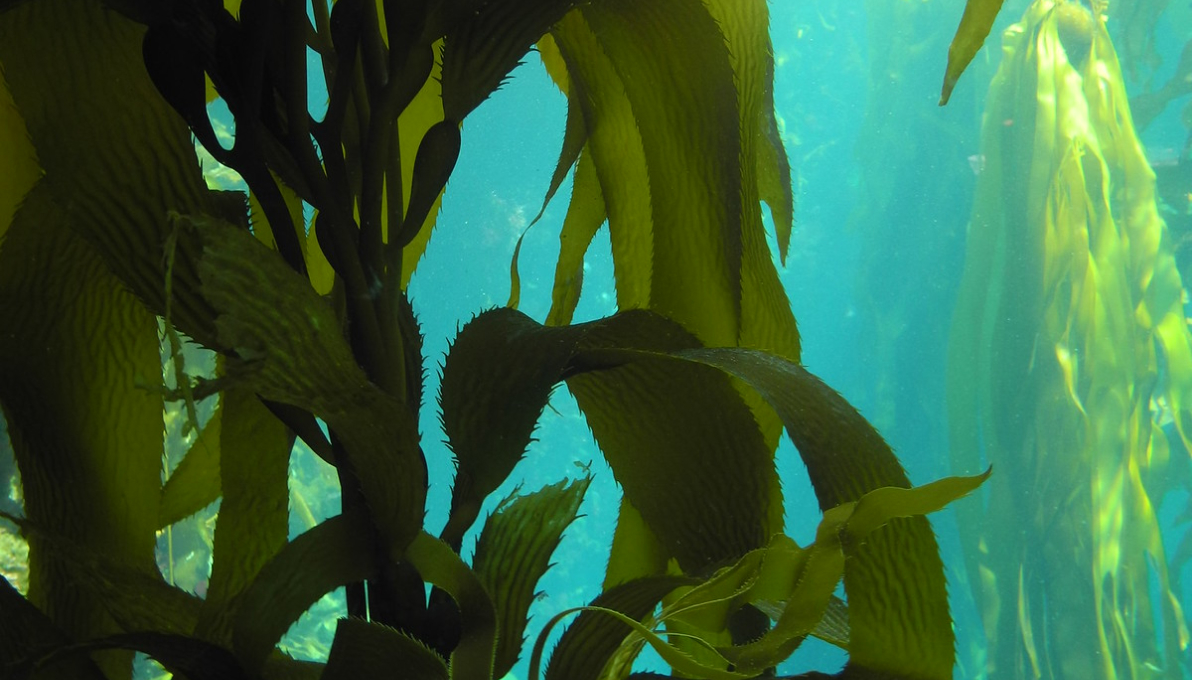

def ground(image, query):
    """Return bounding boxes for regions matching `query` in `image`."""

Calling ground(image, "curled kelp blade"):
[322,617,448,680]
[439,308,778,572]
[940,0,1007,105]
[472,478,590,678]
[543,576,697,680]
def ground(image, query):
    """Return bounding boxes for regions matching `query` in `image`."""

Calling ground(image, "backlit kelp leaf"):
[196,387,291,646]
[546,149,606,328]
[0,572,105,680]
[322,618,448,680]
[232,513,375,675]
[195,216,426,555]
[544,576,695,680]
[551,11,653,311]
[672,348,957,679]
[940,0,1007,105]
[471,478,590,678]
[0,0,247,349]
[578,0,743,347]
[437,0,581,122]
[404,531,498,680]
[158,402,222,529]
[439,309,588,549]
[442,308,778,572]
[0,182,165,677]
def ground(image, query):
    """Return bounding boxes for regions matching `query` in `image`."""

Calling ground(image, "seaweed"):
[0,1,999,678]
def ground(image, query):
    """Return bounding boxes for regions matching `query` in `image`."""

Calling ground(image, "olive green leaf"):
[472,477,591,678]
[0,180,165,672]
[440,308,779,572]
[545,150,606,328]
[5,632,246,680]
[321,618,448,680]
[404,531,498,680]
[158,404,222,529]
[195,216,426,555]
[671,347,959,679]
[940,0,1007,105]
[438,309,588,549]
[437,0,582,122]
[0,574,105,680]
[196,387,291,646]
[231,513,376,675]
[0,0,245,349]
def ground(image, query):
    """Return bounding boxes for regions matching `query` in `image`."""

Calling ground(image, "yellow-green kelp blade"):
[472,478,591,678]
[544,576,696,680]
[440,308,779,572]
[673,347,962,680]
[940,0,1007,105]
[0,180,165,678]
[546,149,606,327]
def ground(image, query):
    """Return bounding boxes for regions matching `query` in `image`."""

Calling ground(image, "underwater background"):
[2,0,1191,678]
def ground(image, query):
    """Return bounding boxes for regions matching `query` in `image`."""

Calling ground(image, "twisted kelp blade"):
[544,576,696,680]
[0,182,165,677]
[438,309,587,549]
[472,477,590,678]
[231,512,375,675]
[441,308,779,572]
[0,575,105,680]
[403,531,498,680]
[196,387,291,646]
[194,217,426,555]
[578,0,744,347]
[545,150,606,327]
[668,348,958,680]
[322,618,448,680]
[940,0,1006,104]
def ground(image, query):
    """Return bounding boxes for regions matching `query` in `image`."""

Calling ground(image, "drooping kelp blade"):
[322,618,448,680]
[0,71,38,244]
[0,0,246,349]
[440,308,779,572]
[940,0,1007,104]
[0,565,105,680]
[0,183,164,677]
[947,2,1192,676]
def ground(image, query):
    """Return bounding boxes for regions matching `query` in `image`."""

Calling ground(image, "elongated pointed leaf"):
[0,576,105,680]
[197,387,291,645]
[940,0,1007,105]
[544,576,694,680]
[232,513,375,675]
[159,404,222,529]
[546,149,605,328]
[472,478,590,677]
[322,618,448,680]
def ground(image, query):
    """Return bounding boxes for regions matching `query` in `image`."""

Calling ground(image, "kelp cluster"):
[947,0,1192,677]
[0,0,1003,679]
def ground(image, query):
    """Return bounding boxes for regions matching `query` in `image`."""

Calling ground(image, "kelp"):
[0,0,998,678]
[946,1,1192,677]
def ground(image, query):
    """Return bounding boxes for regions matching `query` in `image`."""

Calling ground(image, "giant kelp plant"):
[947,0,1192,677]
[0,1,1001,679]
